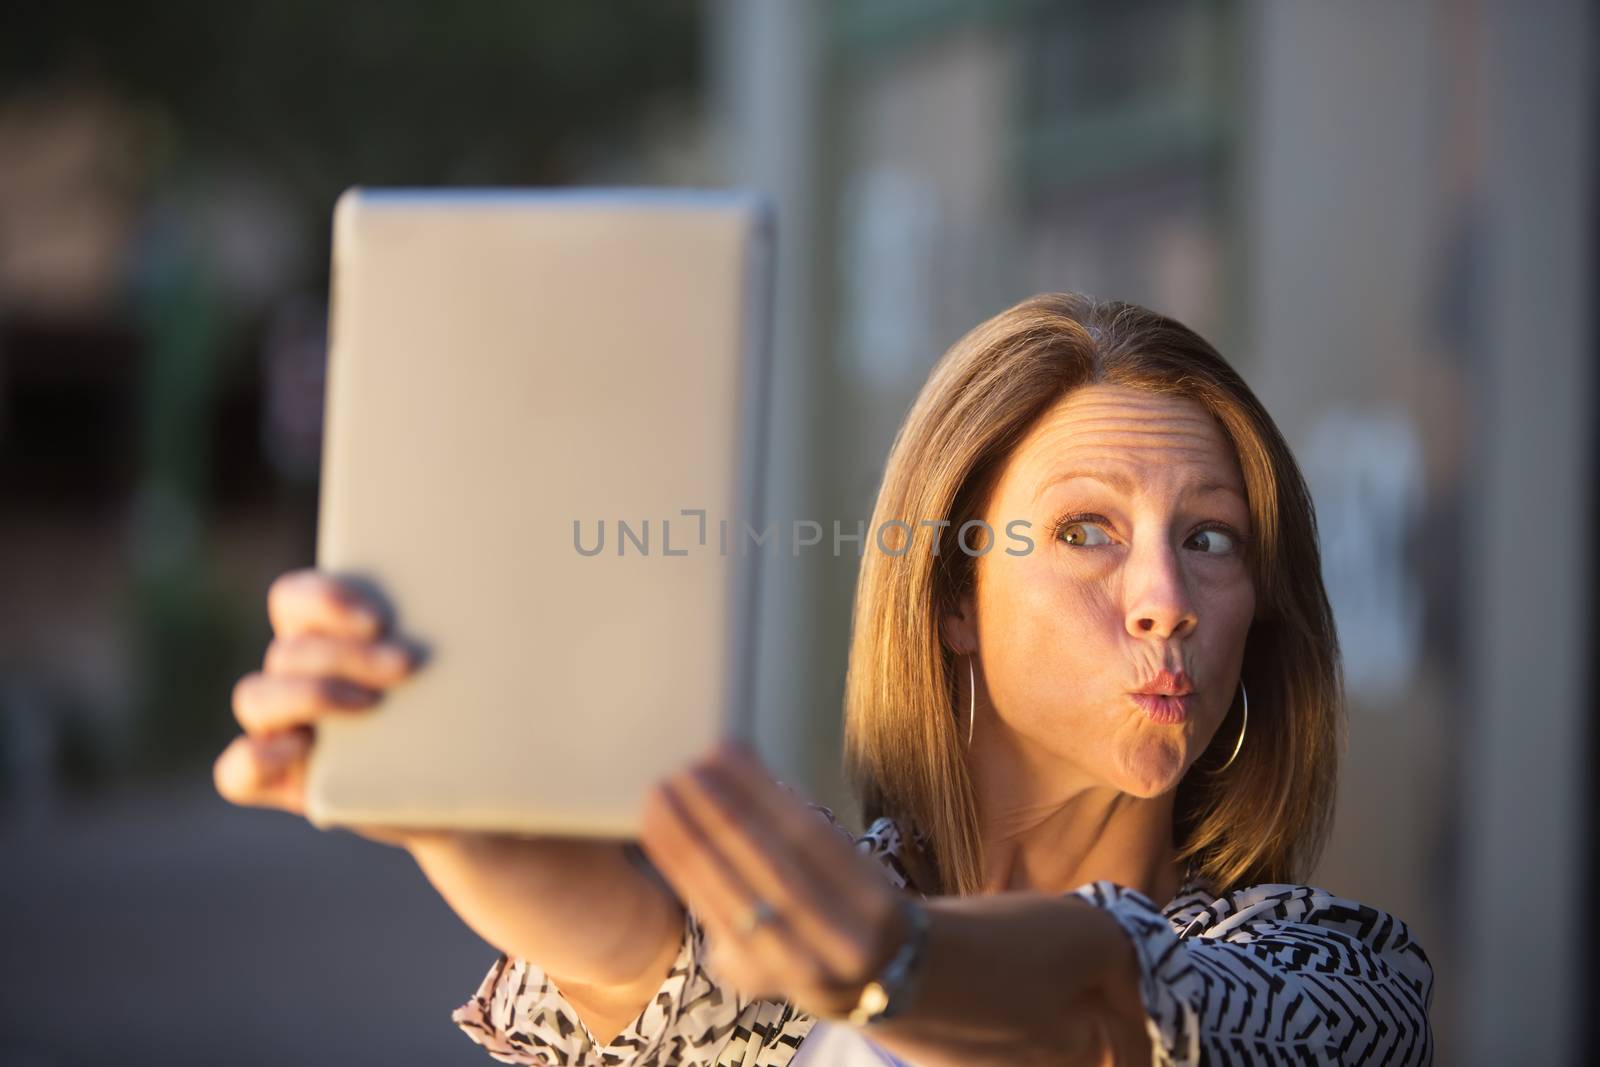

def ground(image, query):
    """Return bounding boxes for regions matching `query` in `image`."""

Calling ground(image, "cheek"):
[1195,572,1255,665]
[977,555,1121,721]
[1190,575,1255,725]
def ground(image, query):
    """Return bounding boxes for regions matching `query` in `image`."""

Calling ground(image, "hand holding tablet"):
[216,568,432,848]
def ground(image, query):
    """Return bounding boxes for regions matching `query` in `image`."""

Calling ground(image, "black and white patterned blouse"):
[452,802,1434,1066]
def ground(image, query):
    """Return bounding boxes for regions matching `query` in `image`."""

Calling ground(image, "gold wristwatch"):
[844,896,931,1026]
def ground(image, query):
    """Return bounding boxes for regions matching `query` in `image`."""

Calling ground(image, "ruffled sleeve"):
[1070,880,1435,1066]
[451,793,855,1067]
[451,903,815,1067]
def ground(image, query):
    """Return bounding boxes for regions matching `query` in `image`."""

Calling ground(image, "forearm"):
[408,830,684,988]
[864,892,1150,1067]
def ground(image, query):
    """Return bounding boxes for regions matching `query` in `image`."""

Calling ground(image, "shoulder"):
[1083,877,1435,1005]
[1071,879,1435,1063]
[1182,882,1430,978]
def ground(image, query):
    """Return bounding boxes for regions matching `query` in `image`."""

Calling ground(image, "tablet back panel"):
[305,188,773,839]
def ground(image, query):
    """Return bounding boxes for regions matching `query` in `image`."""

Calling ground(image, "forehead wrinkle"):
[1048,412,1223,444]
[1033,406,1224,443]
[1053,393,1214,423]
[1027,465,1246,507]
[1051,433,1226,463]
[1012,387,1247,504]
[1019,435,1246,506]
[1022,422,1238,471]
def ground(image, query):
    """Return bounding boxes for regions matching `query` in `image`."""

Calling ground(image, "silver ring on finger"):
[734,897,780,935]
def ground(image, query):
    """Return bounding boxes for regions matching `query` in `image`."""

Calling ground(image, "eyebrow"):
[1031,468,1246,504]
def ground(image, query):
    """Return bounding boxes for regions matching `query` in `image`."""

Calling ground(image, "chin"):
[1114,737,1189,797]
[1113,775,1184,800]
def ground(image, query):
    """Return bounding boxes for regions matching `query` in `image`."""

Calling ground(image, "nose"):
[1124,536,1198,640]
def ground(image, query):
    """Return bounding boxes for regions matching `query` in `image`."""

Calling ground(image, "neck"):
[967,716,1187,905]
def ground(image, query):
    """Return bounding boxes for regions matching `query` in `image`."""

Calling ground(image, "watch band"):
[846,896,931,1026]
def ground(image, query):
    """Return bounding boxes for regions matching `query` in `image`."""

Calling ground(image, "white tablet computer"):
[304,187,775,839]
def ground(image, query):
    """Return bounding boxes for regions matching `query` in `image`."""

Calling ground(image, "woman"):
[216,293,1434,1066]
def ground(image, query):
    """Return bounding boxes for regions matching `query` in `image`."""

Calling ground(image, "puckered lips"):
[1129,668,1195,725]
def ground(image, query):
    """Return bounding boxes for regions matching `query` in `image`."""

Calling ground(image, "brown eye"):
[1057,521,1111,547]
[1188,527,1238,555]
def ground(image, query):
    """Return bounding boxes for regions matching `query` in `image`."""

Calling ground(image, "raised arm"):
[410,831,686,1045]
[446,786,852,1067]
[836,880,1433,1067]
[850,891,1153,1067]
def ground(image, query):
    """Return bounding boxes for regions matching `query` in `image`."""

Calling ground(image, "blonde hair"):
[841,292,1341,897]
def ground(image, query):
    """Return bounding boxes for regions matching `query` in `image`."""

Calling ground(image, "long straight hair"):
[841,292,1342,897]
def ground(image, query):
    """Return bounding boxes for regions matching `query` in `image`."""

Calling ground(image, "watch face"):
[849,981,891,1025]
[861,982,889,1014]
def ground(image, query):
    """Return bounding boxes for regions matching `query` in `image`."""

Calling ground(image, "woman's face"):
[954,383,1256,798]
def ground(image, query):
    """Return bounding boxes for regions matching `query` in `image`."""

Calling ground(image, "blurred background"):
[0,1,1592,1064]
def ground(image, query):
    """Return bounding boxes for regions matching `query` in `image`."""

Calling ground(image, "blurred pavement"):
[0,776,500,1066]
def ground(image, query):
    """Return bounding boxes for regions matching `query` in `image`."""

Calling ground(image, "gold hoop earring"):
[966,654,976,746]
[1216,679,1248,771]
